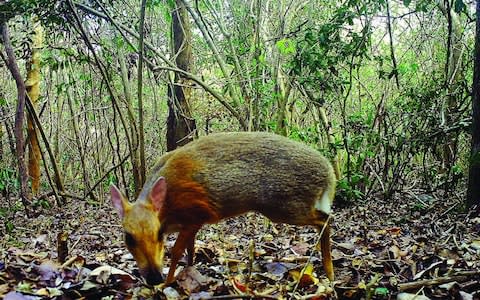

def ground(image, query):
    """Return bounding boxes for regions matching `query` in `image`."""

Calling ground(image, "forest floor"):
[1,190,480,299]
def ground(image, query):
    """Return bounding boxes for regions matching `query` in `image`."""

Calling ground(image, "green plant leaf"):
[375,287,389,296]
[276,38,296,55]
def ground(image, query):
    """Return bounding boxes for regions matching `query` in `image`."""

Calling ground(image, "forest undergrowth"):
[1,189,479,299]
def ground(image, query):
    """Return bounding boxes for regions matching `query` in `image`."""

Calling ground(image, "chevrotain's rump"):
[111,132,336,285]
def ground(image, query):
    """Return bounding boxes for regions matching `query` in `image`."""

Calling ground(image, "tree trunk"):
[466,0,480,215]
[440,3,464,192]
[26,21,43,195]
[1,22,31,214]
[167,0,196,151]
[137,0,147,186]
[118,54,140,197]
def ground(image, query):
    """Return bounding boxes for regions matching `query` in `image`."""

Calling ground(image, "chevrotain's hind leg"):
[318,219,334,281]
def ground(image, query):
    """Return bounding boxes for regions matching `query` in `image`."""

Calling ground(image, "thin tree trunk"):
[1,22,31,214]
[386,0,400,89]
[273,0,287,136]
[0,105,16,160]
[466,0,480,215]
[252,0,261,131]
[25,95,65,204]
[118,54,140,196]
[25,21,43,195]
[65,74,91,199]
[138,0,147,185]
[443,6,464,191]
[303,88,341,181]
[167,0,196,151]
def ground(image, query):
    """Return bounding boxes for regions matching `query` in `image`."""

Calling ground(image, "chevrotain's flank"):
[111,132,336,285]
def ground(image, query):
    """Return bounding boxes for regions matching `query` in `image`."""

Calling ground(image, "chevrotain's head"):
[110,177,167,285]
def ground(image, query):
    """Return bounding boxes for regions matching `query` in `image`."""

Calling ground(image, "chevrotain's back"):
[147,132,335,225]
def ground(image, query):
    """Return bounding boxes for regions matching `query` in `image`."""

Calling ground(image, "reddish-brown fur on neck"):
[159,153,220,228]
[163,178,220,227]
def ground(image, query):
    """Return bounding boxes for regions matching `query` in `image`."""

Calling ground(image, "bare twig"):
[398,270,480,291]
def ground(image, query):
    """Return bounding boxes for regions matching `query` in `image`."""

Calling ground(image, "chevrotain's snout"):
[145,270,163,286]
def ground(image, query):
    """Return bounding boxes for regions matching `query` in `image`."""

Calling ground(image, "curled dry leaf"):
[389,244,408,259]
[289,263,319,288]
[89,265,135,284]
[177,266,212,293]
[163,286,181,300]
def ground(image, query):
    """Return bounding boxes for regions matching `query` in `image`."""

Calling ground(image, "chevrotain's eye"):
[125,232,136,247]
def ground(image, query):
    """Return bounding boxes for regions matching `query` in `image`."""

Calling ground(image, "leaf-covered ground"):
[1,192,480,299]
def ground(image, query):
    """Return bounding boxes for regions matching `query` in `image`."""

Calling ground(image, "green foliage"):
[32,199,51,209]
[374,287,389,297]
[105,173,117,188]
[276,38,296,55]
[415,0,435,12]
[0,201,23,234]
[411,202,427,213]
[338,174,366,201]
[1,0,69,30]
[0,168,18,193]
[291,1,382,93]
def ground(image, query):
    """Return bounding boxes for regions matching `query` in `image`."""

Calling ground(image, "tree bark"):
[138,0,147,185]
[436,1,465,191]
[1,22,31,213]
[26,21,43,195]
[167,0,196,151]
[386,0,400,89]
[118,54,140,197]
[466,0,480,215]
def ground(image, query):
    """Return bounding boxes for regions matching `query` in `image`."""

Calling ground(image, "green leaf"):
[258,54,266,64]
[147,0,162,9]
[163,3,172,24]
[403,0,412,7]
[276,38,296,55]
[375,287,389,296]
[6,222,14,233]
[113,36,124,49]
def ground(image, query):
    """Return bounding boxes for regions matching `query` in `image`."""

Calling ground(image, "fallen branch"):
[398,270,480,291]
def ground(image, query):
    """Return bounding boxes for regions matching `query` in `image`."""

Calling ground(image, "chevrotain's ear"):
[150,177,167,212]
[111,185,127,218]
